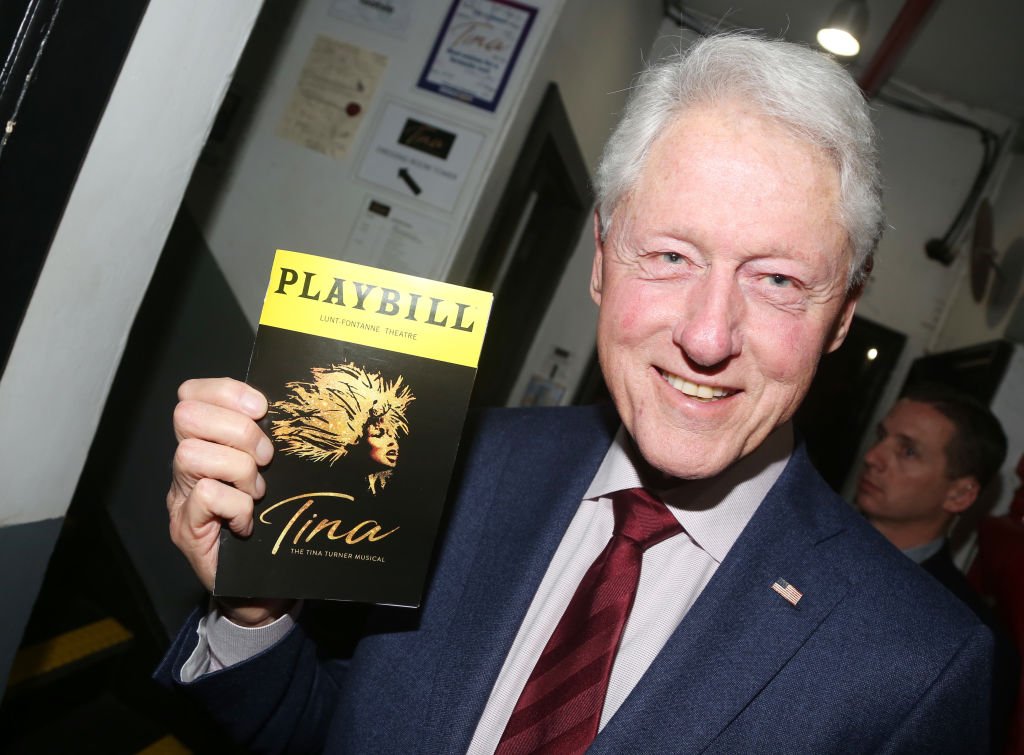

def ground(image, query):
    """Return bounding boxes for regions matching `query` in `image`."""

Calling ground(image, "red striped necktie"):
[495,487,683,755]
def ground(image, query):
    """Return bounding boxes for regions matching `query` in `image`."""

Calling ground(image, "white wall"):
[859,104,988,353]
[506,13,680,405]
[448,0,664,287]
[0,0,264,527]
[933,152,1024,352]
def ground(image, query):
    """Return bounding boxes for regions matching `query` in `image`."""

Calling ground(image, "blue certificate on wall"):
[417,0,537,112]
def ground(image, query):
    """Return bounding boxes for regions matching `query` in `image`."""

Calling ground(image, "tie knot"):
[610,487,683,550]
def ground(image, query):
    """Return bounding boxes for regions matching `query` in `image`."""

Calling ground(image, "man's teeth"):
[661,371,731,401]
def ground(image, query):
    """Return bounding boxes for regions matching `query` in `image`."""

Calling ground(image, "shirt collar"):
[902,537,945,564]
[585,422,794,564]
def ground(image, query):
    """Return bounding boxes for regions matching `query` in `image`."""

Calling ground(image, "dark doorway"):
[795,315,906,491]
[468,83,593,407]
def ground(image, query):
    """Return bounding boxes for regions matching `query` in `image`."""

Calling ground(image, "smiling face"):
[856,399,976,545]
[591,100,857,480]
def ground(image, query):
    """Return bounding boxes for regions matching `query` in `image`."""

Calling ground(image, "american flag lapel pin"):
[771,578,803,606]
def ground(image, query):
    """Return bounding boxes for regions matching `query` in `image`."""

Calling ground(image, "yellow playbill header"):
[258,250,493,368]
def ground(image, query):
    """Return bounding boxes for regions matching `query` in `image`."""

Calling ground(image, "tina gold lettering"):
[261,493,399,555]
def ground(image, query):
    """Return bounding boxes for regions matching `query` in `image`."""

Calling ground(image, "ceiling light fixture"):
[817,0,870,57]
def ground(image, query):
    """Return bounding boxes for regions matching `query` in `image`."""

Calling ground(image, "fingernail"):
[255,473,266,499]
[257,436,274,464]
[240,391,265,417]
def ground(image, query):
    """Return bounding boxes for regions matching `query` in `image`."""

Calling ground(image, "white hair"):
[595,32,883,288]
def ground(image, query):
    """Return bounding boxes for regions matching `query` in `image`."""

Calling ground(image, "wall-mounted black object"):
[468,83,593,407]
[901,339,1014,405]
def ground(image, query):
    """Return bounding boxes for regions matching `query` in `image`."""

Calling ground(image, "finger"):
[174,399,274,467]
[187,477,255,538]
[166,493,253,589]
[177,377,268,420]
[173,437,266,500]
[167,478,256,592]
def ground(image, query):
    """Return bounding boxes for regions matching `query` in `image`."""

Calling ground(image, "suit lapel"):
[594,447,852,753]
[421,406,618,754]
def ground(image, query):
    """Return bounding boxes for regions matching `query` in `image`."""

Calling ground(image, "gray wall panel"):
[0,517,63,698]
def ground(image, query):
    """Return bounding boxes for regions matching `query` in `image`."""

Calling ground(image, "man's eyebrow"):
[893,431,921,449]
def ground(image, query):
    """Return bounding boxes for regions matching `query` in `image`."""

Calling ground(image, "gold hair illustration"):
[269,362,414,494]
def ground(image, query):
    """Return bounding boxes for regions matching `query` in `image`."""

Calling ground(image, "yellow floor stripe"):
[8,617,133,686]
[136,735,191,754]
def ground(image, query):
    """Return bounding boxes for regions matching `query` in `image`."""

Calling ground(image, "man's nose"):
[671,273,743,368]
[863,441,885,470]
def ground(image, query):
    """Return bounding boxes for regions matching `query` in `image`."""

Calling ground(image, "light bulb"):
[817,28,861,57]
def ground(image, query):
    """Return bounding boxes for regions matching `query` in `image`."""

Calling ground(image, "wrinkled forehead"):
[617,103,849,271]
[625,100,843,215]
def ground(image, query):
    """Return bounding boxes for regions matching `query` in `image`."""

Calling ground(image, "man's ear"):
[943,476,980,515]
[825,289,860,354]
[590,210,605,306]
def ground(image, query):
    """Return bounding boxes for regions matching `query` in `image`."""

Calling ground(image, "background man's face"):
[856,399,961,527]
[591,100,856,480]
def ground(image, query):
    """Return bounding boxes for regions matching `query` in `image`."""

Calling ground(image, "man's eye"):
[899,444,917,458]
[662,252,684,264]
[767,273,792,287]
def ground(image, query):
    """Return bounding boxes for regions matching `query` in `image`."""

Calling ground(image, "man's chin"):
[635,438,739,481]
[856,478,882,503]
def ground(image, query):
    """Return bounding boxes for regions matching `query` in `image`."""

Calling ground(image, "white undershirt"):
[183,422,793,753]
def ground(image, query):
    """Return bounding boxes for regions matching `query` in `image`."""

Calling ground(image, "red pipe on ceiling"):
[857,0,941,99]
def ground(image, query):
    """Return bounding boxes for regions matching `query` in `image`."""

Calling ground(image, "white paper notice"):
[357,102,485,212]
[346,197,450,277]
[329,0,413,38]
[277,36,387,159]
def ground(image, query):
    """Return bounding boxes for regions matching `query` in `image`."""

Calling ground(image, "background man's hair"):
[901,381,1008,488]
[594,31,884,289]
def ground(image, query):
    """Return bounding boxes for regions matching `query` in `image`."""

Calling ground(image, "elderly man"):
[158,33,992,752]
[857,383,1016,751]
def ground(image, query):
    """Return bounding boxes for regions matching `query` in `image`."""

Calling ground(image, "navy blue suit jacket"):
[157,405,992,753]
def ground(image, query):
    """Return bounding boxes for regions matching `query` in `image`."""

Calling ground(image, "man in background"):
[857,382,1017,750]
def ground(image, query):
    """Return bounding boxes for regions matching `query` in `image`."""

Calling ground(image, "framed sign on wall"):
[417,0,536,112]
